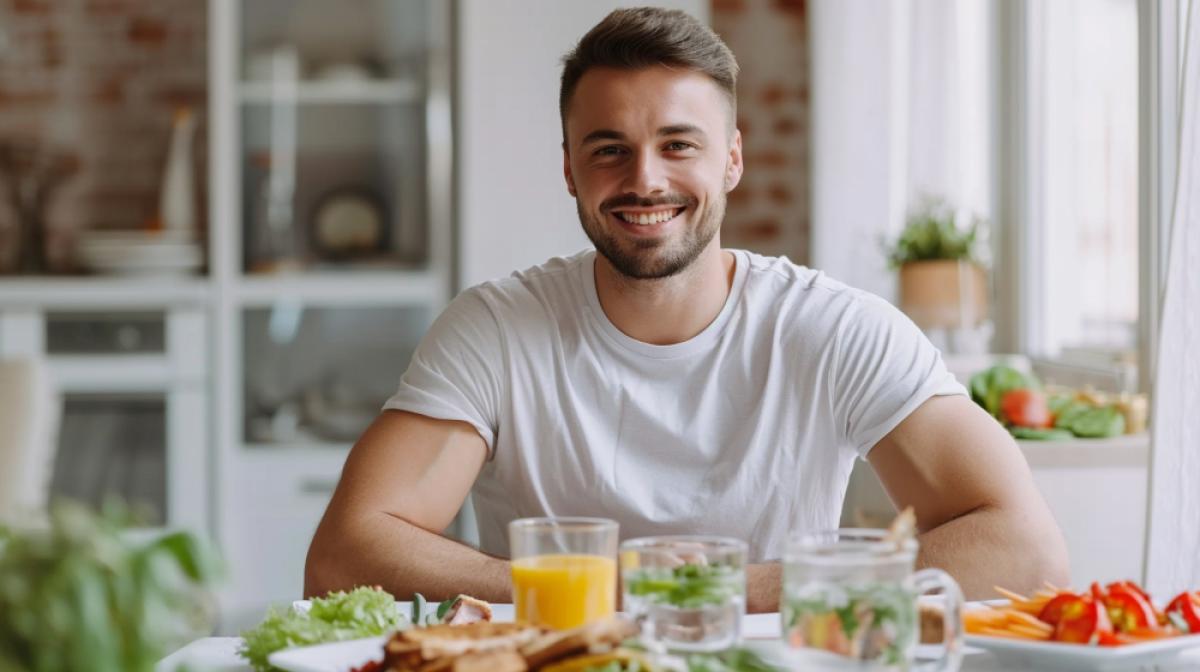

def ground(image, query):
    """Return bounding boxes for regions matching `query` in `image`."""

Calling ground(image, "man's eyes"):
[591,142,696,157]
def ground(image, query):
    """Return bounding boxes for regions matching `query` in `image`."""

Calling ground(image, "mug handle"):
[911,568,965,672]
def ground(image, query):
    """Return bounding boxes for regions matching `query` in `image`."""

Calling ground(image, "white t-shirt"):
[383,249,964,561]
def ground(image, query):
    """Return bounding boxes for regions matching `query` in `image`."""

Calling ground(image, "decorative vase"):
[159,108,197,237]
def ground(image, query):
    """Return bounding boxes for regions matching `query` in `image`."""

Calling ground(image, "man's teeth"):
[616,209,679,225]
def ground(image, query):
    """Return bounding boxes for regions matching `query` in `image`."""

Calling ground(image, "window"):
[1019,0,1141,391]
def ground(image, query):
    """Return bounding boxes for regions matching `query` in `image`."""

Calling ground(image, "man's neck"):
[593,242,736,346]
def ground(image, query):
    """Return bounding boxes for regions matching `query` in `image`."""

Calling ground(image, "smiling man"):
[306,7,1069,611]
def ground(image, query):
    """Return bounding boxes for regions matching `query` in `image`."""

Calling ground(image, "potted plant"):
[886,198,989,330]
[0,500,221,671]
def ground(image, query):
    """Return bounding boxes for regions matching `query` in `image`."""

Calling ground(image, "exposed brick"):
[128,16,167,46]
[12,0,51,15]
[727,184,753,205]
[772,0,806,20]
[746,149,788,168]
[766,183,793,204]
[759,83,786,107]
[741,218,782,241]
[772,117,798,135]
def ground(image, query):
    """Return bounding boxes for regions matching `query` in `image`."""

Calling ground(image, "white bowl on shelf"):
[77,230,204,276]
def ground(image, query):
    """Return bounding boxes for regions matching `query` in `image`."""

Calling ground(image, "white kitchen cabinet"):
[208,0,454,631]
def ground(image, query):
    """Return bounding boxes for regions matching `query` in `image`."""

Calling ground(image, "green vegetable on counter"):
[1055,403,1126,438]
[626,563,743,609]
[1010,426,1074,441]
[239,586,406,672]
[969,365,1040,420]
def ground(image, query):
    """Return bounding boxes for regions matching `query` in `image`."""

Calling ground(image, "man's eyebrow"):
[580,129,626,145]
[579,124,708,146]
[658,124,705,138]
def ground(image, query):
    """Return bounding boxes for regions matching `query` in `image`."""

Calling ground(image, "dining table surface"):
[157,610,1200,672]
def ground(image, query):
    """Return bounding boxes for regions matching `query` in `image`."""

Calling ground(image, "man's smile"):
[607,206,687,236]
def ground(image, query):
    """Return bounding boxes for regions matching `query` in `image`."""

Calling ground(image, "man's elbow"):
[1013,505,1071,591]
[304,537,337,599]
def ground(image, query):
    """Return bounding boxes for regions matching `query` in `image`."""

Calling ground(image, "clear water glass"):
[620,535,747,652]
[782,529,964,671]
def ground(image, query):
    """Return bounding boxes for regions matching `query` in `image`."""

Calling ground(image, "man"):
[306,7,1068,612]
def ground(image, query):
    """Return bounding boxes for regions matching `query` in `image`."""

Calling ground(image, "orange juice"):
[511,554,616,629]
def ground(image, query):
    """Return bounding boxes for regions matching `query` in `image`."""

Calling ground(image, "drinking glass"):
[509,517,618,630]
[782,529,964,671]
[620,535,747,652]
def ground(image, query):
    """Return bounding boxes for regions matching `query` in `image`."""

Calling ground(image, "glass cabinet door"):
[242,303,433,447]
[237,0,440,274]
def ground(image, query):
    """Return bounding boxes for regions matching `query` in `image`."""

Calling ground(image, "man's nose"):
[622,150,669,196]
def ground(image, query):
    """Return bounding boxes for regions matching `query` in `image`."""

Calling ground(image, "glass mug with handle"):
[782,529,964,671]
[508,517,619,630]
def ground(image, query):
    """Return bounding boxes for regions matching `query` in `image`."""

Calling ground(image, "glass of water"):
[620,535,747,652]
[782,529,964,671]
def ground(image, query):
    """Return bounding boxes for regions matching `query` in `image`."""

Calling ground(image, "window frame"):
[992,0,1177,395]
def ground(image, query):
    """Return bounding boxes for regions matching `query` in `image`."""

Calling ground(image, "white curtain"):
[1146,0,1200,596]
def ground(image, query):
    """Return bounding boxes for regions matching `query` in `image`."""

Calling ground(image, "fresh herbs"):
[783,583,916,666]
[0,500,221,672]
[626,564,743,609]
[239,586,407,672]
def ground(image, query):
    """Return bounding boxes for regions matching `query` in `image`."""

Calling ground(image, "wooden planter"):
[898,260,989,329]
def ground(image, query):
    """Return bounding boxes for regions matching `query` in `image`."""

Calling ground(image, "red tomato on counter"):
[1000,389,1054,428]
[1166,591,1200,634]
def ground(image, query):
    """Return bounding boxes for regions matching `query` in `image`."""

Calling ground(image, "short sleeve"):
[830,292,966,457]
[382,287,505,456]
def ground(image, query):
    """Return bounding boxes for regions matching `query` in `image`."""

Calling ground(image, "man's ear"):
[724,129,744,192]
[563,142,577,197]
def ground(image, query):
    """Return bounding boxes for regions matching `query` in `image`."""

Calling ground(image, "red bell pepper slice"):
[1054,591,1114,644]
[1103,583,1158,633]
[1166,592,1200,634]
[1039,592,1083,626]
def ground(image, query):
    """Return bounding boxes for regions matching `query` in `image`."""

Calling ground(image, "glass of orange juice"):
[509,517,618,630]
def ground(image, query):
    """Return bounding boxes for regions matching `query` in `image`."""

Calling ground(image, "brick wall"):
[711,0,809,264]
[0,0,207,272]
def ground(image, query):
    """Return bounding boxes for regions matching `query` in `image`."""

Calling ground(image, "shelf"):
[1016,432,1150,468]
[0,277,210,307]
[238,79,421,106]
[233,269,444,306]
[48,355,186,392]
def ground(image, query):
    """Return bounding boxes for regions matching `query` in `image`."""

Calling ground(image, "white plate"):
[964,633,1200,672]
[270,602,784,672]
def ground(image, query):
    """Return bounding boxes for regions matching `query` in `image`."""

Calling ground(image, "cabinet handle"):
[298,478,338,495]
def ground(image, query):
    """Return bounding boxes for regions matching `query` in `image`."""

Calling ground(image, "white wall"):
[456,0,708,289]
[809,0,906,302]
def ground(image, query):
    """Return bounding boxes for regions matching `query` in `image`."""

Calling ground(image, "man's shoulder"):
[736,249,876,314]
[458,250,591,322]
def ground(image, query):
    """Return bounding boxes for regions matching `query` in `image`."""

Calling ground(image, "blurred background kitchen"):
[0,0,1193,634]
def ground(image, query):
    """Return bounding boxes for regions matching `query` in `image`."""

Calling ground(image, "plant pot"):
[898,260,988,329]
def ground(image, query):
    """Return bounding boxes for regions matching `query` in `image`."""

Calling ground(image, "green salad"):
[239,586,406,672]
[625,563,744,609]
[783,583,916,666]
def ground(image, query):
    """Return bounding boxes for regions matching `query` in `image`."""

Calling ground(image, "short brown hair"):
[559,7,739,138]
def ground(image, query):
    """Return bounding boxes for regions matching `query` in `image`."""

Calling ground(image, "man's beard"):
[578,192,724,280]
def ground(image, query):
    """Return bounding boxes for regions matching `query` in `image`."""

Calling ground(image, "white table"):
[157,634,1200,671]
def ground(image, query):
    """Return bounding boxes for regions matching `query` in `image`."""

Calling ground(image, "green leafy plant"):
[886,197,985,269]
[239,586,407,672]
[0,499,221,672]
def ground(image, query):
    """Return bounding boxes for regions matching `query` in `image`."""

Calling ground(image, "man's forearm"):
[746,562,781,613]
[305,510,511,602]
[916,504,1070,600]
